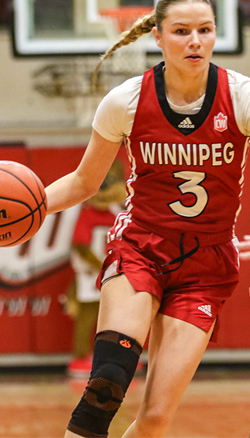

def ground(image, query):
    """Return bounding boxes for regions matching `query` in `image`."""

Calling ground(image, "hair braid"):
[91,12,156,90]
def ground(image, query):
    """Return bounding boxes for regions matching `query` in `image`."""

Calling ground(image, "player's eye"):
[175,28,189,35]
[199,27,211,33]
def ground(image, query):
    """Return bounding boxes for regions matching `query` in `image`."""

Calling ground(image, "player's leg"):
[121,314,215,438]
[65,432,82,438]
[96,274,159,343]
[65,274,160,438]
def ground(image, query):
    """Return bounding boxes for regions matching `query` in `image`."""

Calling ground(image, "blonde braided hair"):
[91,12,156,90]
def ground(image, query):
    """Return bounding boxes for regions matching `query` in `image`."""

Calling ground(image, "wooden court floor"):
[0,366,249,438]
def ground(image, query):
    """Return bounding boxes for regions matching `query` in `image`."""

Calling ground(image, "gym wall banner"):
[0,144,129,353]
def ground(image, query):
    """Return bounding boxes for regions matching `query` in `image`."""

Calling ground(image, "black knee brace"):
[67,330,142,438]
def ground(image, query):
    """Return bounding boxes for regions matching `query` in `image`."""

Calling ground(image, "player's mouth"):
[186,54,202,61]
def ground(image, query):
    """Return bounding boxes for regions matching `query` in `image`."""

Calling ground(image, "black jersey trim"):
[153,61,218,136]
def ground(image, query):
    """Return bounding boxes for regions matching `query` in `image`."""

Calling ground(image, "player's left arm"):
[229,73,250,260]
[228,69,250,136]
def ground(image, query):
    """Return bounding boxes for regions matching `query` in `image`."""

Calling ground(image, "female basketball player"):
[45,0,250,437]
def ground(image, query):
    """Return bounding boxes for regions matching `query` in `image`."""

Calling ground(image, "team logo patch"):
[214,112,228,132]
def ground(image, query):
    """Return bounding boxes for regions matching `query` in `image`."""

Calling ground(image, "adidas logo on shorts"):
[178,117,195,129]
[198,304,212,317]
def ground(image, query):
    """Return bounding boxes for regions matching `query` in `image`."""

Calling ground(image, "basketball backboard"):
[11,0,243,57]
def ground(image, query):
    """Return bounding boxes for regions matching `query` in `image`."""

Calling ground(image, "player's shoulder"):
[114,75,143,92]
[105,76,143,105]
[226,68,250,88]
[224,68,250,135]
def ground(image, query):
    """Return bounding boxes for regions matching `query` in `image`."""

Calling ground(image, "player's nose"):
[189,30,201,47]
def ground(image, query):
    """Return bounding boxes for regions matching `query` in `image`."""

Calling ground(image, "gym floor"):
[0,364,249,438]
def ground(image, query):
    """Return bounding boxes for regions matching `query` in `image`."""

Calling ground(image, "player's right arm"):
[45,129,122,214]
[45,77,142,215]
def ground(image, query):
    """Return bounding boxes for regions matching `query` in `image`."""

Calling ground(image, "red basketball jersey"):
[118,62,249,240]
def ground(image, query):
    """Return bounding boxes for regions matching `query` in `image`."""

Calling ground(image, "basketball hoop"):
[31,6,154,129]
[100,6,154,32]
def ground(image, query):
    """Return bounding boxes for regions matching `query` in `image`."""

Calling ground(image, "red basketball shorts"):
[96,221,239,341]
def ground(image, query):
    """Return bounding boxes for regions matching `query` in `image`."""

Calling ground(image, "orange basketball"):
[0,161,47,247]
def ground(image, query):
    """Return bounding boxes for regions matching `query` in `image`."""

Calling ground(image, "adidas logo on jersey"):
[198,304,212,317]
[178,117,195,129]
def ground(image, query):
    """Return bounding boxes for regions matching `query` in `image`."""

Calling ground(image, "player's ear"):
[152,26,163,49]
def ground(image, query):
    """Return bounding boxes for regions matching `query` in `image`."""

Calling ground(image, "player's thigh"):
[97,274,160,346]
[139,314,215,420]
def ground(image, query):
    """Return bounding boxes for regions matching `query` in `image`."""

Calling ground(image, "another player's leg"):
[64,274,159,438]
[121,314,215,438]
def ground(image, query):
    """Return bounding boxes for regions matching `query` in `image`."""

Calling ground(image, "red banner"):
[0,144,128,353]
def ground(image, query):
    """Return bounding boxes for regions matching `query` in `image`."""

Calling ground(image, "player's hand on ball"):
[0,161,47,247]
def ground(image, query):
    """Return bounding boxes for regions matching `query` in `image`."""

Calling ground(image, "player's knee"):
[84,361,128,412]
[136,408,171,437]
[67,330,142,438]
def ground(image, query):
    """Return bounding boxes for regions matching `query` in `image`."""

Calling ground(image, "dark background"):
[1,0,250,27]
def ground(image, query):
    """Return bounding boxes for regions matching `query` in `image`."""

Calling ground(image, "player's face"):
[153,2,216,78]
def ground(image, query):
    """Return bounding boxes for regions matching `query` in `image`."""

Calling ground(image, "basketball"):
[0,161,47,247]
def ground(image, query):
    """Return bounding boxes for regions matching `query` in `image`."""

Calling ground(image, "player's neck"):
[163,65,208,107]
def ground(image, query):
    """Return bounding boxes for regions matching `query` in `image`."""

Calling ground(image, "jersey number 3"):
[168,171,208,218]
